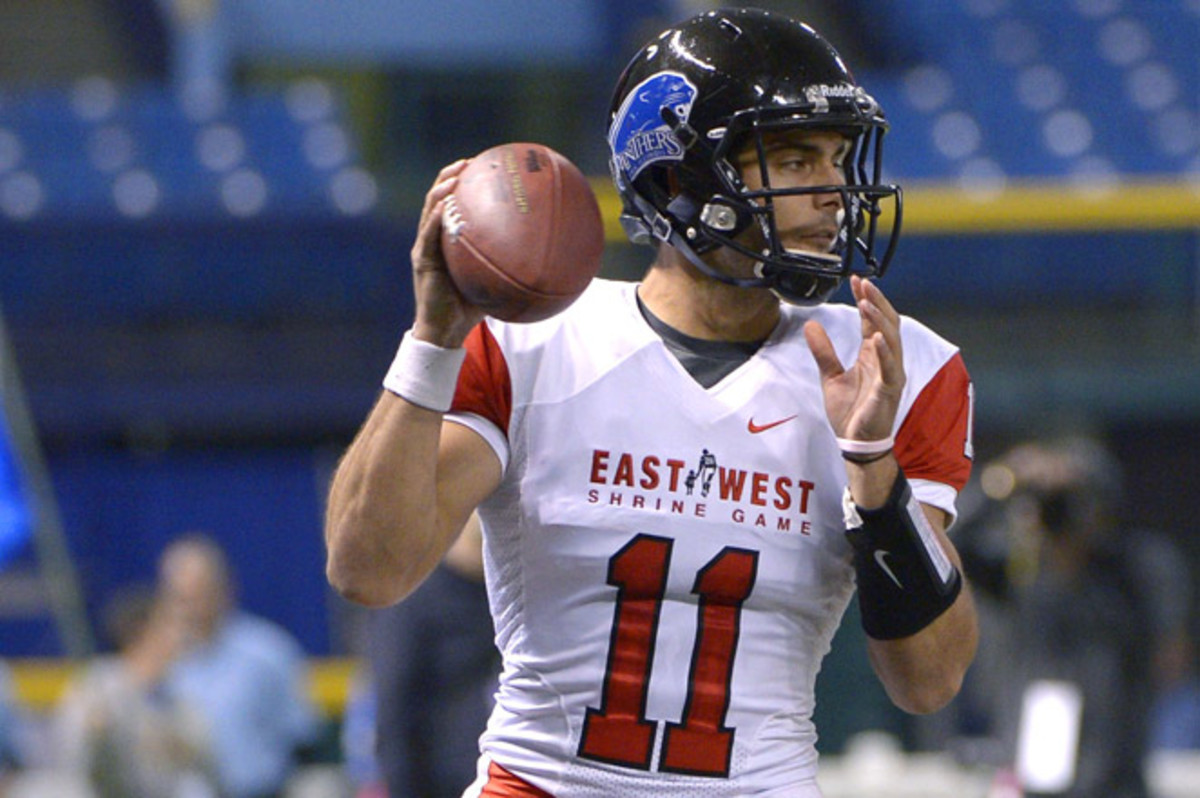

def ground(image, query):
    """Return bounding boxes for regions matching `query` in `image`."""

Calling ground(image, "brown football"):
[440,142,604,323]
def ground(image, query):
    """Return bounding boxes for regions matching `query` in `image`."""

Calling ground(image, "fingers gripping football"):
[411,159,487,348]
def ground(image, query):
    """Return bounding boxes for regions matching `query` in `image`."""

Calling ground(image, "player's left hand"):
[803,276,906,443]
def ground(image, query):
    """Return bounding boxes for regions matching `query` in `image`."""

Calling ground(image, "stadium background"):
[0,0,1197,791]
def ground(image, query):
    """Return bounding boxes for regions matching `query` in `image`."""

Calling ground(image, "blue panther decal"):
[608,71,699,182]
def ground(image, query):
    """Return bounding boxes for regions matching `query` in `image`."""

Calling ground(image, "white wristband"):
[836,435,895,456]
[382,331,467,413]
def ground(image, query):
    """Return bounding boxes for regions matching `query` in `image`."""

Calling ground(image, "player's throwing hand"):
[411,159,485,349]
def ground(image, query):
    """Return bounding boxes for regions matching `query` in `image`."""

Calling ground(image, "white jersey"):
[448,279,972,797]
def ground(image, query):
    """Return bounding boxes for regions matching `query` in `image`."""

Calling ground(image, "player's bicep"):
[436,420,503,539]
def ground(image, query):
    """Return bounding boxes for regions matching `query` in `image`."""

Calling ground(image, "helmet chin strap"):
[672,226,843,306]
[760,264,839,305]
[670,227,772,291]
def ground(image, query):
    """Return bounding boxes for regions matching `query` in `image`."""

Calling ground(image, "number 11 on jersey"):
[577,534,759,778]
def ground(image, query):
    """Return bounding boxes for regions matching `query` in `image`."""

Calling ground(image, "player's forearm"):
[325,392,447,607]
[866,580,978,714]
[844,462,980,713]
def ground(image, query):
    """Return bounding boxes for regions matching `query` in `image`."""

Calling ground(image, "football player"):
[326,8,979,796]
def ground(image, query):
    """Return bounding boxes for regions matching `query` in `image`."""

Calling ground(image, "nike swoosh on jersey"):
[747,414,798,434]
[874,550,904,589]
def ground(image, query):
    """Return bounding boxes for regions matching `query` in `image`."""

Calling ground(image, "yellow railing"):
[591,176,1200,240]
[8,657,359,717]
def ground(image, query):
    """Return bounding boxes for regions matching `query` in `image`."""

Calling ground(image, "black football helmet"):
[607,8,902,306]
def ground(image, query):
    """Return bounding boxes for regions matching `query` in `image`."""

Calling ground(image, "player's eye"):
[772,153,810,172]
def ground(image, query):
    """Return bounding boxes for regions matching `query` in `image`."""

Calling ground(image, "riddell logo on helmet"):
[805,83,857,100]
[805,84,880,115]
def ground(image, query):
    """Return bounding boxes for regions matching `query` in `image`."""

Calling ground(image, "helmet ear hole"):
[665,192,701,225]
[664,168,681,194]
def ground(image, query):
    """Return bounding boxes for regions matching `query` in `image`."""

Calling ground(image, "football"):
[440,142,605,323]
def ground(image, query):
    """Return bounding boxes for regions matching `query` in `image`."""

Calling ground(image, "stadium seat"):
[862,0,1198,181]
[0,77,377,222]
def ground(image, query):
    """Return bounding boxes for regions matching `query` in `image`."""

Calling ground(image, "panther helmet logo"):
[608,71,699,182]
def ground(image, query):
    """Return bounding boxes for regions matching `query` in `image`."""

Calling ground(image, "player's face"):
[735,129,850,259]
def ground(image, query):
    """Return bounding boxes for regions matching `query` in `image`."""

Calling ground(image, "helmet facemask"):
[608,10,904,307]
[645,95,902,306]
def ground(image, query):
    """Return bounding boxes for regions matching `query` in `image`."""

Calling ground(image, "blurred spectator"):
[939,435,1191,797]
[159,533,320,798]
[53,584,215,798]
[365,513,498,798]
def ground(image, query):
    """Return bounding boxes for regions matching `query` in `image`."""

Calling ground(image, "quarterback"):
[326,8,979,797]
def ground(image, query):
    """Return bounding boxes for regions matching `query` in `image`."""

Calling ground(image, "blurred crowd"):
[916,434,1200,797]
[0,533,321,798]
[0,523,497,798]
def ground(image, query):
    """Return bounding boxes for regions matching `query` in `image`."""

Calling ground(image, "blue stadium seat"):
[862,0,1198,181]
[0,79,376,222]
[0,2,1191,220]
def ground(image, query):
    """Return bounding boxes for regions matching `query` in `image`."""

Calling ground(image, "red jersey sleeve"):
[894,352,973,492]
[450,322,513,437]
